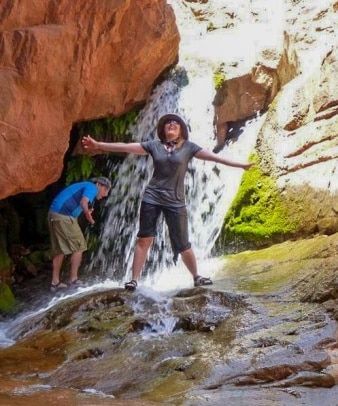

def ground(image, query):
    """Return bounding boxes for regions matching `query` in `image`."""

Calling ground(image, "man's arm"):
[195,149,253,170]
[80,197,95,224]
[82,135,148,155]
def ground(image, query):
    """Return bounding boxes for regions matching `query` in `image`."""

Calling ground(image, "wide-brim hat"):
[157,113,189,142]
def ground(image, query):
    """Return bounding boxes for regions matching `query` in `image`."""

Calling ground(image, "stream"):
[1,1,337,405]
[0,255,337,405]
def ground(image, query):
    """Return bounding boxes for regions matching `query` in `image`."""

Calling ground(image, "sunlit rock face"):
[181,0,300,148]
[190,0,337,238]
[0,0,179,199]
[257,0,338,236]
[213,36,299,138]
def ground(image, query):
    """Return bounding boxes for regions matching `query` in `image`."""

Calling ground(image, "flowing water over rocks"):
[1,1,337,404]
[1,233,337,405]
[87,0,263,281]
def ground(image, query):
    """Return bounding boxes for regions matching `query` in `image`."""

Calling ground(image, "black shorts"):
[137,201,191,255]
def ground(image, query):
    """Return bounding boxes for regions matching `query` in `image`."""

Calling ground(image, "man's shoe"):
[124,279,137,292]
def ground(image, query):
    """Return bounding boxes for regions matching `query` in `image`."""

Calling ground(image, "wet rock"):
[323,299,338,321]
[1,264,337,403]
[0,330,73,375]
[130,319,152,332]
[279,371,335,388]
[250,336,291,348]
[172,288,245,332]
[72,347,104,361]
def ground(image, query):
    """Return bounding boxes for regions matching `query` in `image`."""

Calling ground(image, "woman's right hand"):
[82,135,99,151]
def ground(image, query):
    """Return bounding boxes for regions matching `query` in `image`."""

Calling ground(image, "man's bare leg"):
[69,251,83,283]
[52,253,65,285]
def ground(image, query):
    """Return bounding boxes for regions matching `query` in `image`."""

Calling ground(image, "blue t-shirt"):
[50,181,98,218]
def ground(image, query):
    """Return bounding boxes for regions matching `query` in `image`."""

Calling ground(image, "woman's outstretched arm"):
[82,135,148,155]
[195,149,252,170]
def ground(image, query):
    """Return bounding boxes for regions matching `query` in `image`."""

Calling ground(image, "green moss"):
[220,234,337,295]
[78,111,138,142]
[142,371,192,403]
[220,154,298,247]
[0,283,15,313]
[65,155,96,185]
[213,65,227,90]
[66,111,139,184]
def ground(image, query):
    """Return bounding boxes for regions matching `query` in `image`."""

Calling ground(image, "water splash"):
[0,322,15,347]
[0,1,271,347]
[130,289,178,338]
[85,2,266,285]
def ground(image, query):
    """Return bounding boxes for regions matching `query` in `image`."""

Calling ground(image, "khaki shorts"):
[48,211,87,256]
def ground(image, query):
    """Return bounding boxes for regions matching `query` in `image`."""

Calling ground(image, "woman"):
[82,114,252,291]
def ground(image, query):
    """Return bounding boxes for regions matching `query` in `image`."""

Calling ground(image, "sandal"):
[69,279,85,287]
[50,282,68,292]
[124,279,137,292]
[194,276,213,287]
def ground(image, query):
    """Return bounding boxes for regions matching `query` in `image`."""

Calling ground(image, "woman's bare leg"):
[180,248,198,278]
[131,237,154,280]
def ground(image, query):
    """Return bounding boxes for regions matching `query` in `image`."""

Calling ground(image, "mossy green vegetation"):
[213,64,226,90]
[220,154,298,247]
[66,155,96,185]
[0,283,15,313]
[65,111,138,184]
[78,111,138,142]
[219,234,337,295]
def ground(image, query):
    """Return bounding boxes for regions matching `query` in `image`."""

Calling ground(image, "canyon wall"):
[0,0,179,198]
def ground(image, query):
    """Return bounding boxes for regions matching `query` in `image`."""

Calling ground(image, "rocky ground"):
[0,233,337,405]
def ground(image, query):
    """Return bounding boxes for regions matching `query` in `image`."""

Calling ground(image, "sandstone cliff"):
[0,0,179,199]
[188,0,338,246]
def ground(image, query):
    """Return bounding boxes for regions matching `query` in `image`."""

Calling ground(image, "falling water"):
[88,2,265,284]
[0,0,281,347]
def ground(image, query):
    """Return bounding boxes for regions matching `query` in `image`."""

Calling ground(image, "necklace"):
[163,138,181,155]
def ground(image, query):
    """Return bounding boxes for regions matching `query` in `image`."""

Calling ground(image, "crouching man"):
[48,177,111,292]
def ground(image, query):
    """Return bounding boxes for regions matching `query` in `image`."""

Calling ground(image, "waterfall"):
[0,0,276,348]
[88,2,265,285]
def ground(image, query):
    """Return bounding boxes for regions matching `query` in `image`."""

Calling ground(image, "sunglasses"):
[165,119,180,126]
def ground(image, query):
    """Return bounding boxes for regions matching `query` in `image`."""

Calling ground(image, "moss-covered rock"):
[0,283,15,314]
[217,233,338,299]
[218,154,298,251]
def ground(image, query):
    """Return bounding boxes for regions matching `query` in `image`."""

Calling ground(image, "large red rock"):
[0,0,179,199]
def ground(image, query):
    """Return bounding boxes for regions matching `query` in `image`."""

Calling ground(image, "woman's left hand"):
[241,163,254,170]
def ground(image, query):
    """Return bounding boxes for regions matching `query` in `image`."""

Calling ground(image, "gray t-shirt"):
[141,140,202,207]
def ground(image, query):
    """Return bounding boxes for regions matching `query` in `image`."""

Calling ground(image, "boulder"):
[0,0,179,198]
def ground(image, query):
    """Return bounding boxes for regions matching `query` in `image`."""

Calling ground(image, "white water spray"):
[1,1,279,347]
[88,2,266,284]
